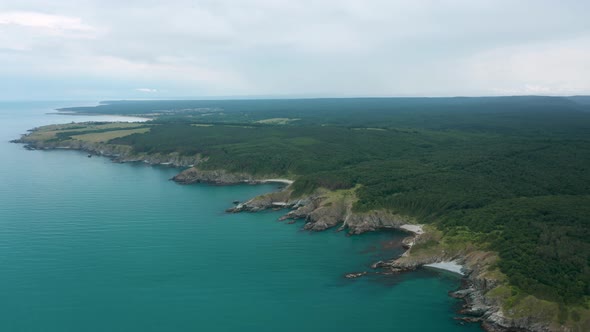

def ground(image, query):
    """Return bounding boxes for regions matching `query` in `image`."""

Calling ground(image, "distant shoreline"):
[47,111,153,122]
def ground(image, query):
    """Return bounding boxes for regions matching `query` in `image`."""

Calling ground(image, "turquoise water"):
[0,102,480,332]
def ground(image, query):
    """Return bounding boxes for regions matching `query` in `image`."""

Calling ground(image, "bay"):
[0,101,480,332]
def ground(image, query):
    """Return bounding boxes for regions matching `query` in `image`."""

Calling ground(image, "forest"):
[74,96,590,305]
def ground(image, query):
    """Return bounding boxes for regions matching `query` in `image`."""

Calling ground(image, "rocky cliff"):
[15,130,580,332]
[14,137,202,167]
[225,186,415,235]
[172,167,259,185]
[224,184,577,332]
[372,233,570,332]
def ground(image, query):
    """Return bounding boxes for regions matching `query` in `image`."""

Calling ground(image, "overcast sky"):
[1,0,589,100]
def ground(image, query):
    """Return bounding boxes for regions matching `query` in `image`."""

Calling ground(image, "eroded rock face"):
[280,198,319,220]
[172,167,257,185]
[484,312,554,332]
[228,190,296,212]
[17,139,202,167]
[344,210,411,234]
[227,188,415,235]
[304,200,348,231]
[383,248,559,332]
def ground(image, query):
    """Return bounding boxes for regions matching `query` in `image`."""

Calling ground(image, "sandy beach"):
[261,179,294,185]
[424,261,465,275]
[399,224,424,235]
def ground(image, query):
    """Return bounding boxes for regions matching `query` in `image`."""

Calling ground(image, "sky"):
[0,0,589,100]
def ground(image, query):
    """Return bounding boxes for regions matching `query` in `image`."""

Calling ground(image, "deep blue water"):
[0,101,480,331]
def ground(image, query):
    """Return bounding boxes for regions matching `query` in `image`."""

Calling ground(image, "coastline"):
[49,111,153,122]
[52,109,154,120]
[11,124,566,332]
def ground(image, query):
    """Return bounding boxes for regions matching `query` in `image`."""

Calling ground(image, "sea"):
[0,101,481,331]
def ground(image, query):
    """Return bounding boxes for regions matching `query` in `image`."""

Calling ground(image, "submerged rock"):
[344,272,367,279]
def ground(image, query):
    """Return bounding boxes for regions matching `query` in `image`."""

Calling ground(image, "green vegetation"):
[57,97,590,306]
[22,122,148,143]
[70,128,150,143]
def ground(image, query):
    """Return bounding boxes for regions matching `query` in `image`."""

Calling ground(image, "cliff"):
[172,167,258,185]
[372,230,586,332]
[223,185,415,235]
[221,182,586,332]
[14,136,202,167]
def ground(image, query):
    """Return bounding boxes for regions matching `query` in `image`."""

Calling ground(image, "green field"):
[71,127,150,143]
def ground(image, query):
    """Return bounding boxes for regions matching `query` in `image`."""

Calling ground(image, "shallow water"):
[0,101,480,331]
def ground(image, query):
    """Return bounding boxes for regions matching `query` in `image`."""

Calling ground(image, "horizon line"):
[1,94,589,103]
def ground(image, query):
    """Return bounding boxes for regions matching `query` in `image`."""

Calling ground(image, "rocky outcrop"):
[172,167,258,185]
[344,210,412,234]
[373,238,505,327]
[481,299,563,332]
[375,243,559,332]
[304,199,349,231]
[15,138,202,167]
[227,187,416,236]
[449,255,555,332]
[344,272,367,279]
[228,190,302,212]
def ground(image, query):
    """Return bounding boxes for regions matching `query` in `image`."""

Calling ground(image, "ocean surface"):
[0,101,480,332]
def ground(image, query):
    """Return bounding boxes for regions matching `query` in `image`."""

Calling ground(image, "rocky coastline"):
[12,135,563,332]
[188,170,555,332]
[223,186,413,234]
[373,246,547,332]
[172,167,261,185]
[12,136,203,167]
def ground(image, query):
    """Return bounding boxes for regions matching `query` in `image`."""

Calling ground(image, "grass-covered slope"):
[63,97,590,307]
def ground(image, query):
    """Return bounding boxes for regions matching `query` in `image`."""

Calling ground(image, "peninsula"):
[14,97,590,332]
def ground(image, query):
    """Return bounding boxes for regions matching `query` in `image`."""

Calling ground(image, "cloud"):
[462,36,590,95]
[0,11,90,30]
[135,88,157,93]
[0,0,588,99]
[0,10,100,51]
[0,11,98,37]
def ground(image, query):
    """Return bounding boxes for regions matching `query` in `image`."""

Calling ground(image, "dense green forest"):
[85,96,590,305]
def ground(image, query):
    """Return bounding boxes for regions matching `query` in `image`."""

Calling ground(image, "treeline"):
[441,196,590,304]
[106,97,590,305]
[62,96,590,133]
